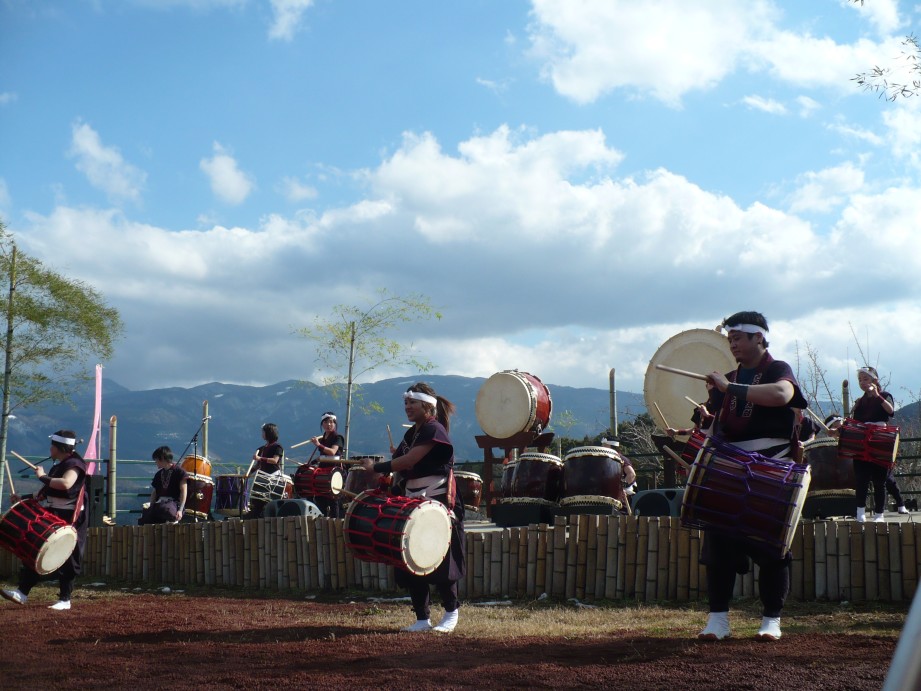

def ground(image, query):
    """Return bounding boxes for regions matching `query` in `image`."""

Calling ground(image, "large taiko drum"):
[500,461,518,498]
[562,446,623,500]
[0,499,78,575]
[454,471,483,512]
[510,452,563,502]
[681,437,811,558]
[803,438,855,495]
[180,454,212,477]
[837,419,900,469]
[215,474,248,516]
[475,370,552,439]
[344,490,452,575]
[249,470,294,506]
[185,474,215,519]
[294,464,345,500]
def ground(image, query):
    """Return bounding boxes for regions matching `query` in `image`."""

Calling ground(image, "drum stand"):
[475,431,555,520]
[175,417,211,523]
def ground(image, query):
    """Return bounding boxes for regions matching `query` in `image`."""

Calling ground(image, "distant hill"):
[5,374,648,463]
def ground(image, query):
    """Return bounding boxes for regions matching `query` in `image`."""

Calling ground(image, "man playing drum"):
[2,430,88,611]
[697,311,807,643]
[138,446,188,525]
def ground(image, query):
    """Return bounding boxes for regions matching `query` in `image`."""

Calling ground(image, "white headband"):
[857,367,877,379]
[49,434,76,445]
[727,323,767,338]
[404,391,438,407]
[320,413,337,423]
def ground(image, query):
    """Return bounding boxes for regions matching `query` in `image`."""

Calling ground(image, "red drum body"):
[681,430,708,467]
[0,499,78,575]
[454,471,483,512]
[215,474,248,516]
[500,462,518,498]
[294,465,345,500]
[185,474,214,519]
[681,438,811,558]
[180,454,212,477]
[510,452,563,502]
[250,470,294,505]
[475,370,552,439]
[803,438,855,495]
[837,419,900,469]
[562,446,623,500]
[344,490,452,575]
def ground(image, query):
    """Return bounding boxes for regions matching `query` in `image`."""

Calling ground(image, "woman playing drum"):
[300,412,345,517]
[1,429,88,611]
[245,423,285,519]
[138,446,188,524]
[360,383,465,634]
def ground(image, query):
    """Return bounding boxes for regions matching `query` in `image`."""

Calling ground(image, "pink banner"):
[83,364,102,474]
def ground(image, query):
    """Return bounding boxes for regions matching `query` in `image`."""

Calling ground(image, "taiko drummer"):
[698,311,807,643]
[2,430,88,611]
[246,423,285,519]
[138,446,189,525]
[305,412,345,517]
[360,383,466,633]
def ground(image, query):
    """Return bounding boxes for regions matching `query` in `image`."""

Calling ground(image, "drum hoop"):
[804,437,839,450]
[454,471,482,481]
[187,474,214,485]
[518,452,563,465]
[564,446,621,460]
[497,497,557,506]
[559,495,622,508]
[476,370,540,437]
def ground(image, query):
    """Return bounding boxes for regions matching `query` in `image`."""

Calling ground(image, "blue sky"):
[2,0,921,411]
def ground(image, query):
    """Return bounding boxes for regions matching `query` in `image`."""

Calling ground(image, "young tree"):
[0,224,123,510]
[850,1,921,100]
[296,289,441,458]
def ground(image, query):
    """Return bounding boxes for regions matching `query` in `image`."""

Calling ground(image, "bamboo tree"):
[296,289,441,458]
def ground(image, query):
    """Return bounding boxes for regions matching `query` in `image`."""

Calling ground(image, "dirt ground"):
[0,588,899,691]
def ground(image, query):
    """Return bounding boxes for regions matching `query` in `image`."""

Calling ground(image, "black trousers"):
[19,507,87,602]
[855,460,888,513]
[886,470,904,507]
[702,532,791,618]
[407,579,460,620]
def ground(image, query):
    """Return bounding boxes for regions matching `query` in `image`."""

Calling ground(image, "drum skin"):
[475,370,552,439]
[185,474,214,519]
[510,452,562,502]
[803,438,854,495]
[454,471,483,511]
[681,438,811,559]
[562,446,623,500]
[344,466,384,497]
[180,455,212,477]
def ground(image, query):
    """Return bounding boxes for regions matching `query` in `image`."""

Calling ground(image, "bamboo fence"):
[0,516,918,603]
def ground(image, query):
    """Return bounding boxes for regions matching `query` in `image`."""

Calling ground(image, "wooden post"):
[889,522,902,602]
[902,522,918,600]
[803,521,816,601]
[864,523,878,601]
[826,520,839,601]
[814,521,827,600]
[644,517,658,602]
[877,522,891,601]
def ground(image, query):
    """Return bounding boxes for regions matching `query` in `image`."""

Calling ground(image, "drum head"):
[644,328,735,433]
[330,470,344,493]
[402,501,452,575]
[35,526,78,575]
[475,371,536,439]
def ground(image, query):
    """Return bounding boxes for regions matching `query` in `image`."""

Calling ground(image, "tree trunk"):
[0,245,17,512]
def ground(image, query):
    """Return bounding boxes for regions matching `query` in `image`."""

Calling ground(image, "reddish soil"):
[0,591,896,690]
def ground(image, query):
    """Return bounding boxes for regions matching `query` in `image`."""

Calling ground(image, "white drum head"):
[35,525,78,575]
[475,371,536,438]
[330,470,344,494]
[402,501,452,575]
[644,328,735,433]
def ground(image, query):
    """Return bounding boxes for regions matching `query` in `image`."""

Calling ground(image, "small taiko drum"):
[510,452,563,502]
[803,437,855,496]
[500,461,518,498]
[294,464,345,500]
[0,499,78,575]
[562,446,623,500]
[475,370,553,439]
[185,474,215,519]
[215,474,248,516]
[837,419,900,470]
[454,471,483,512]
[681,430,709,467]
[344,463,385,498]
[344,490,452,576]
[249,470,294,506]
[681,437,811,558]
[180,454,211,477]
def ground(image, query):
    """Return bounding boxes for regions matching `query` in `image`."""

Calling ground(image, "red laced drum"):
[837,419,900,469]
[475,370,552,439]
[249,470,294,506]
[681,437,811,558]
[215,474,248,517]
[344,490,452,575]
[185,473,215,519]
[0,499,78,575]
[454,471,483,512]
[562,446,623,501]
[180,454,212,477]
[803,437,855,496]
[510,452,563,502]
[680,430,708,467]
[294,465,344,500]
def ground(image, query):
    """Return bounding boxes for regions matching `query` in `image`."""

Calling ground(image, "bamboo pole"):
[667,518,679,600]
[889,523,902,602]
[878,523,892,602]
[902,523,917,600]
[838,520,851,601]
[594,516,607,599]
[803,521,816,600]
[826,520,839,601]
[584,516,598,601]
[552,516,567,598]
[865,523,878,601]
[644,517,658,602]
[814,520,827,600]
[526,524,538,596]
[536,523,547,595]
[851,522,866,602]
[473,532,485,598]
[677,522,690,600]
[565,515,578,600]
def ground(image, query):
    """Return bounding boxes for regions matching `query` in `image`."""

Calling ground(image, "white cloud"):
[786,162,865,214]
[0,178,10,214]
[68,121,146,203]
[742,95,788,115]
[846,0,903,36]
[0,92,17,105]
[279,176,318,202]
[796,95,821,118]
[268,0,314,41]
[826,118,885,145]
[199,142,254,205]
[882,100,921,166]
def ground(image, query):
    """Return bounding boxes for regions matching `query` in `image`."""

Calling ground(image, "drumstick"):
[805,407,831,433]
[6,462,15,495]
[655,364,710,382]
[387,424,394,449]
[290,439,313,449]
[652,402,670,430]
[684,395,702,408]
[662,444,692,471]
[10,451,38,471]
